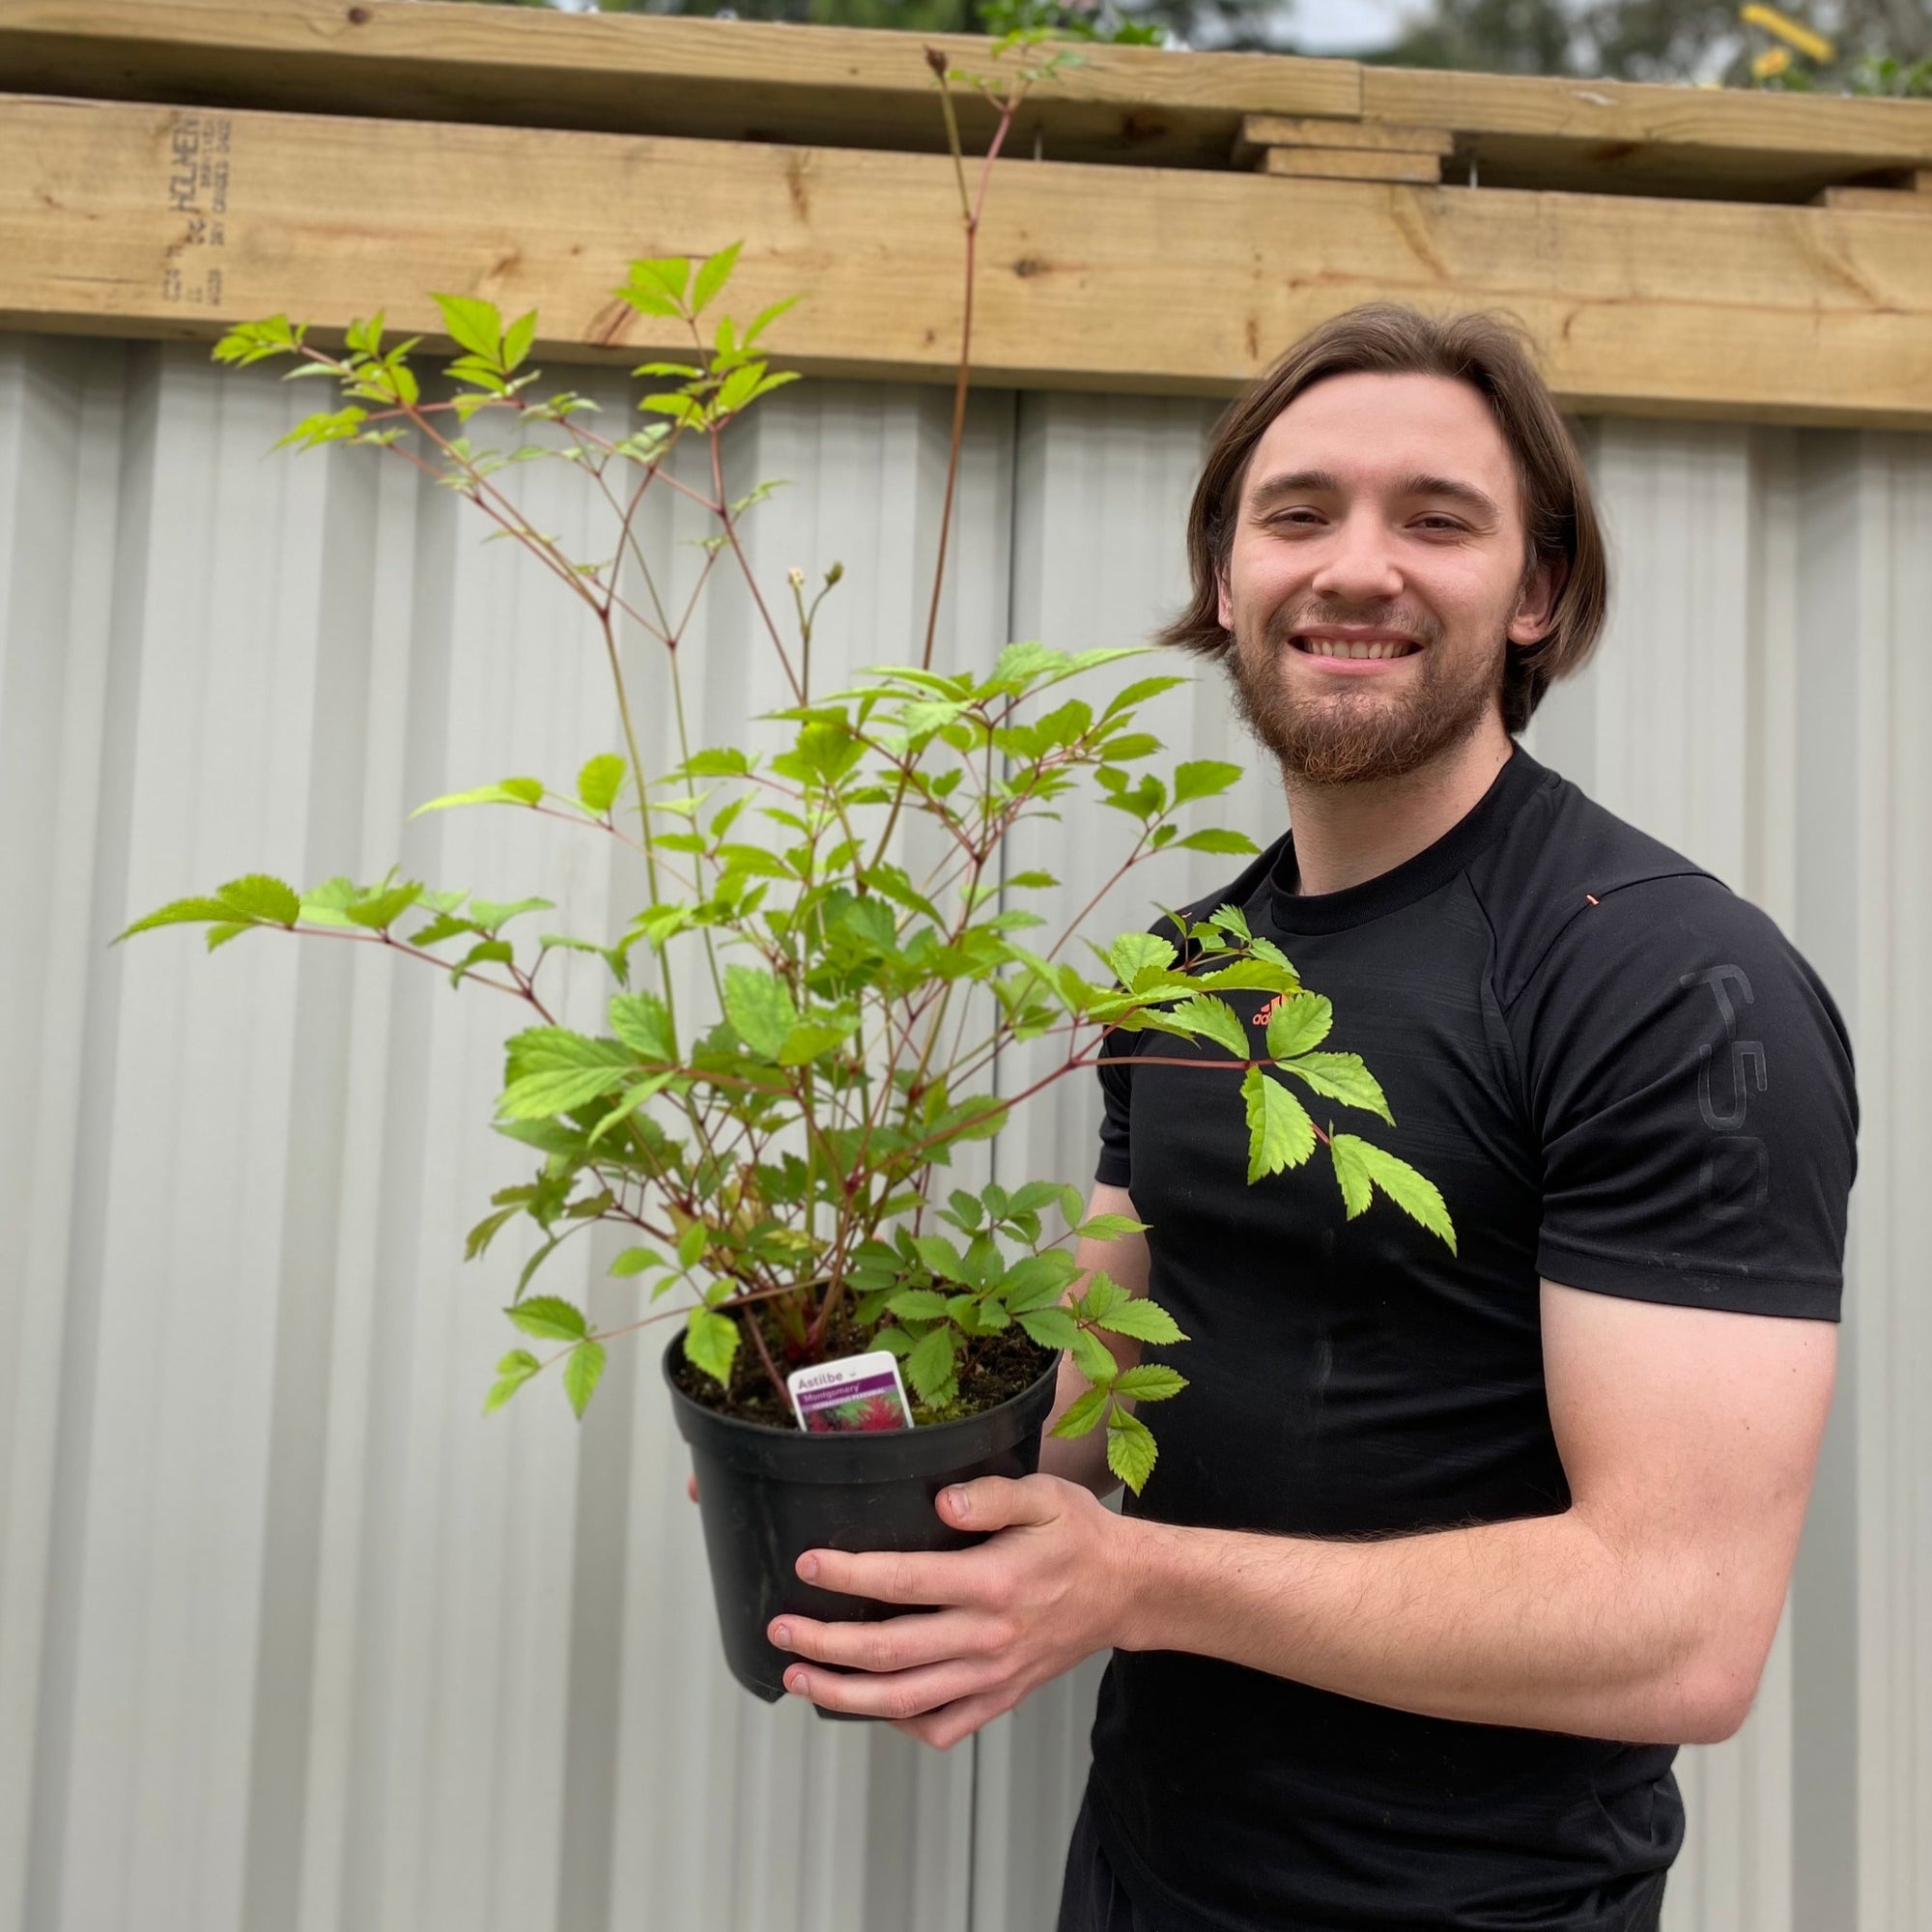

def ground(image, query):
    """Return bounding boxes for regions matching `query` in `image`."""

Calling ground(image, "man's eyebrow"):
[1244,469,1502,521]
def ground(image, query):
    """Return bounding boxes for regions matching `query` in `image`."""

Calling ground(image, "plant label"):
[785,1350,914,1433]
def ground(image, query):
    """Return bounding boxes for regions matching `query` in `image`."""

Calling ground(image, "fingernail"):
[785,1670,808,1695]
[771,1622,791,1648]
[945,1486,969,1519]
[797,1553,819,1582]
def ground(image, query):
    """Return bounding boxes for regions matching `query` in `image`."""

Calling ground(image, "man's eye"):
[1414,517,1464,532]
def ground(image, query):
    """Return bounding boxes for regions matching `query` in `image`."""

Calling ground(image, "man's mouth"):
[1290,634,1422,661]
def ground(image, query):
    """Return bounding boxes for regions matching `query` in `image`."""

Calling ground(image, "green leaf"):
[563,1338,607,1418]
[610,1246,665,1277]
[676,1222,709,1269]
[911,1234,966,1282]
[685,1307,739,1385]
[690,240,742,315]
[578,753,626,814]
[1105,931,1178,987]
[412,778,543,815]
[1094,1298,1186,1344]
[1110,1364,1187,1403]
[1242,1065,1316,1181]
[502,308,537,371]
[778,1013,858,1065]
[886,1288,952,1322]
[506,1295,588,1342]
[497,1065,629,1119]
[724,965,799,1060]
[484,1348,542,1414]
[434,293,503,364]
[1106,1408,1157,1492]
[343,882,423,931]
[1167,994,1250,1060]
[1265,994,1333,1059]
[1072,1213,1149,1242]
[608,991,674,1061]
[115,895,250,943]
[213,874,300,925]
[1330,1134,1457,1252]
[1282,1052,1393,1124]
[1176,829,1262,856]
[1049,1384,1111,1438]
[904,1324,959,1405]
[1018,1306,1081,1350]
[1070,1326,1118,1383]
[1208,904,1251,940]
[1171,760,1243,805]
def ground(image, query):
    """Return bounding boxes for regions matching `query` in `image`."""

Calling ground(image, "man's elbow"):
[1662,1640,1772,1747]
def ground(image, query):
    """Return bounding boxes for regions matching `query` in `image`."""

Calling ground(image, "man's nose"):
[1308,512,1403,605]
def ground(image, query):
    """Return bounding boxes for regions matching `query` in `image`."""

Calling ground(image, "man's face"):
[1215,371,1558,788]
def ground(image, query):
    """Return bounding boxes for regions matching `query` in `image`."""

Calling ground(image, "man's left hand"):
[769,1473,1131,1749]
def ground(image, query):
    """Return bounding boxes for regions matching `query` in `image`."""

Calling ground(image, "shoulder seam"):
[1497,865,1717,1017]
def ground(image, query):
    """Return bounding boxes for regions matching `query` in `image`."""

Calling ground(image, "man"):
[765,304,1858,1931]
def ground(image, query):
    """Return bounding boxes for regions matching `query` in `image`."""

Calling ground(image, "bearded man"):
[766,306,1859,1932]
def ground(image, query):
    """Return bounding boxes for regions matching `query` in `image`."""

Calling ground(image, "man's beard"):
[1226,604,1504,788]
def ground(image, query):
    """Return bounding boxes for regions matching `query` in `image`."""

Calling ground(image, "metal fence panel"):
[1,336,1925,1932]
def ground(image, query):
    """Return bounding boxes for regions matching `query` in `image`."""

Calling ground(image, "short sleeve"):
[1511,875,1857,1320]
[1094,1031,1137,1187]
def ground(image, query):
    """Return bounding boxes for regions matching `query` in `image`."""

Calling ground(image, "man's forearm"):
[1112,1506,1756,1747]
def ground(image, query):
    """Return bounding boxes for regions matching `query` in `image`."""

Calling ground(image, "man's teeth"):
[1297,638,1415,660]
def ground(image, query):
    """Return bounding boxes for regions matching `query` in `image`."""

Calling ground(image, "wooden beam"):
[1258,148,1443,185]
[1232,114,1454,171]
[4,95,1930,429]
[7,2,1932,201]
[1364,68,1932,202]
[0,0,1359,172]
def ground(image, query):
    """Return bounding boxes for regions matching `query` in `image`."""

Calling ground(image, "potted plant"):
[117,42,1452,1709]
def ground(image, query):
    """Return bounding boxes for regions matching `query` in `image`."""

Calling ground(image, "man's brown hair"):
[1159,303,1608,733]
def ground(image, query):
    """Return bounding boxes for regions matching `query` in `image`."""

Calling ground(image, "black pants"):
[1054,1796,1667,1932]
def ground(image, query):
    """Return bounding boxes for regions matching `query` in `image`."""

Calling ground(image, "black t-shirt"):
[1085,748,1857,1932]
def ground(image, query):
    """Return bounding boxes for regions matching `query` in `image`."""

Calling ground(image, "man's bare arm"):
[1113,1281,1835,1745]
[1037,1183,1150,1496]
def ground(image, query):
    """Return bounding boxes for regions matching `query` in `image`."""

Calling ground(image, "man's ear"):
[1215,568,1233,633]
[1508,555,1565,646]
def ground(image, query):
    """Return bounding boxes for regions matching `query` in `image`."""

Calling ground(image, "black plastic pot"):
[665,1337,1061,1709]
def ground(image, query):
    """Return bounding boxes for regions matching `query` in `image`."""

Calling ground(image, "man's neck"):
[1280,720,1515,898]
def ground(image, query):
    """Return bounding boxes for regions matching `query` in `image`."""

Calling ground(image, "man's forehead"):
[1244,371,1518,499]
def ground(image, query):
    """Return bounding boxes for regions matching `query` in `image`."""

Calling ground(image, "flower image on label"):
[785,1350,914,1434]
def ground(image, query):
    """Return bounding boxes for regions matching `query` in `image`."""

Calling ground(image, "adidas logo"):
[1253,993,1289,1029]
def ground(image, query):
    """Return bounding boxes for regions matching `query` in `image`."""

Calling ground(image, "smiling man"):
[768,305,1859,1932]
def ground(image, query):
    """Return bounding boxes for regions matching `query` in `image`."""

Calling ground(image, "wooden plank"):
[4,95,1930,430]
[1813,185,1932,212]
[0,0,1360,171]
[1365,67,1932,203]
[10,2,1932,200]
[1258,147,1442,185]
[1232,113,1452,170]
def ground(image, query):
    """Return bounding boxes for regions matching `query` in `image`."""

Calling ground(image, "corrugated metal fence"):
[0,335,1925,1932]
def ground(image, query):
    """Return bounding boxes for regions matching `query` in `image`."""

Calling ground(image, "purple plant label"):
[786,1350,914,1434]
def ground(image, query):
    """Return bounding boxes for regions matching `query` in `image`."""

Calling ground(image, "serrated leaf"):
[1001,1251,1080,1309]
[610,1246,665,1277]
[1110,1364,1187,1403]
[1330,1134,1457,1251]
[502,308,537,371]
[904,1324,959,1405]
[497,1065,630,1119]
[724,965,799,1060]
[1017,1306,1081,1350]
[412,778,543,815]
[1176,829,1262,856]
[1168,994,1250,1060]
[563,1338,607,1418]
[434,293,502,365]
[1282,1052,1393,1124]
[608,991,674,1061]
[212,873,301,925]
[113,895,244,942]
[1242,1065,1316,1181]
[1072,1213,1148,1242]
[1106,1408,1157,1492]
[911,1234,966,1282]
[1049,1384,1111,1438]
[1265,994,1333,1059]
[1096,1298,1187,1345]
[886,1288,952,1322]
[1171,759,1243,805]
[578,753,626,814]
[1105,931,1178,987]
[344,882,423,930]
[685,1307,739,1385]
[1208,904,1252,941]
[690,240,742,315]
[1070,1326,1118,1383]
[507,1295,587,1342]
[676,1222,709,1269]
